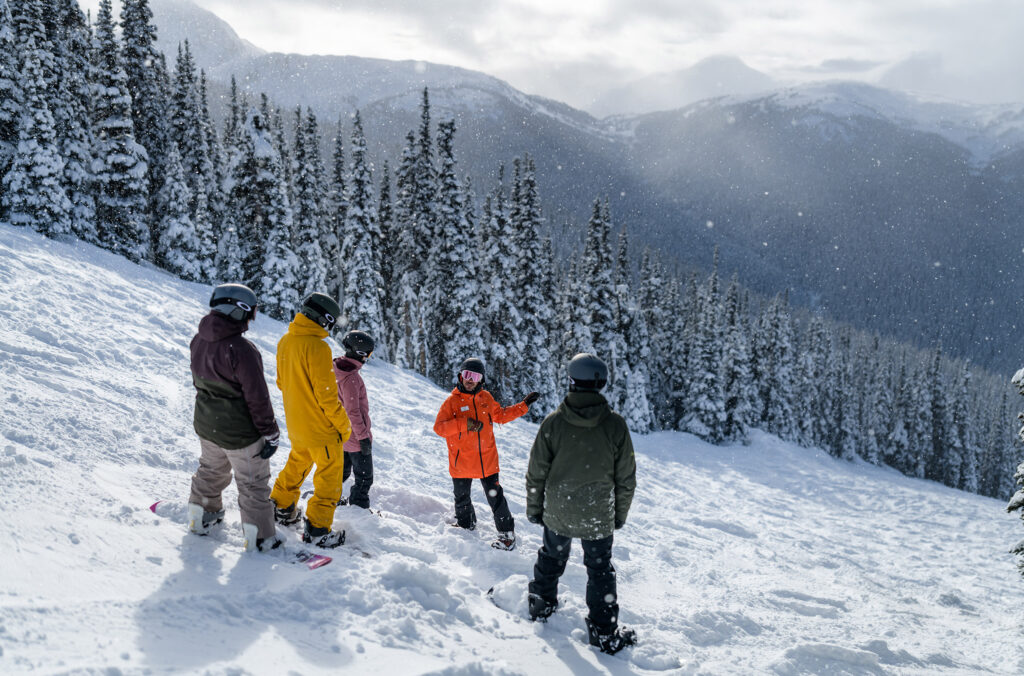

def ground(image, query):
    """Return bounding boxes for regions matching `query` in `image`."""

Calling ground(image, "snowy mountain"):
[2,224,1024,673]
[590,56,777,118]
[150,0,263,68]
[145,0,1024,372]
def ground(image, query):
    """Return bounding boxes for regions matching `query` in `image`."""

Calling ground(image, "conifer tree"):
[757,295,796,441]
[925,346,955,484]
[90,0,149,261]
[120,0,169,241]
[721,276,755,442]
[327,117,348,297]
[341,110,385,340]
[683,251,726,441]
[215,203,244,283]
[391,131,422,371]
[155,141,201,280]
[376,160,395,360]
[2,23,71,237]
[292,107,328,297]
[886,356,915,474]
[613,233,654,432]
[952,363,979,492]
[53,0,96,241]
[637,248,669,428]
[0,0,21,206]
[170,41,213,224]
[1007,368,1024,576]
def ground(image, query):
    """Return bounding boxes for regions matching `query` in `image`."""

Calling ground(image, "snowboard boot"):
[585,618,637,655]
[187,503,224,536]
[302,518,346,549]
[241,523,284,553]
[273,501,303,527]
[528,593,557,621]
[492,531,516,551]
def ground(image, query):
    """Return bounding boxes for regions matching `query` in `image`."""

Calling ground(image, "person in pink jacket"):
[333,330,375,509]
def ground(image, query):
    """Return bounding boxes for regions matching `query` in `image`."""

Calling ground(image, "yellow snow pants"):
[270,443,345,530]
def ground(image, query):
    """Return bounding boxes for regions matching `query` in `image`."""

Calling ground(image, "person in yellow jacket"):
[270,292,352,548]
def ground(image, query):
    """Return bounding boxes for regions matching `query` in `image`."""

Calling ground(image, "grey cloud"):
[807,58,883,74]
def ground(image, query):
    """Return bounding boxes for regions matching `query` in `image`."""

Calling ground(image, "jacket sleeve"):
[336,366,371,441]
[490,392,528,425]
[235,340,280,440]
[309,342,351,442]
[525,420,553,520]
[433,395,463,438]
[613,420,637,526]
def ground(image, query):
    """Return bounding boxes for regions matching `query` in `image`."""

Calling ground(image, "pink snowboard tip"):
[149,501,161,513]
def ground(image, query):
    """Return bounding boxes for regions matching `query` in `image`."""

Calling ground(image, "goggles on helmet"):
[460,370,484,384]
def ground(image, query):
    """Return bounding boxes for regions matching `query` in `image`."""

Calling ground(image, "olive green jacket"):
[525,391,637,539]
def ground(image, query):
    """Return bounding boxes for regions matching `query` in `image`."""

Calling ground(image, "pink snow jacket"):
[333,356,371,453]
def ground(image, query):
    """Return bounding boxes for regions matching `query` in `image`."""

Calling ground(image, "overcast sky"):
[88,0,1024,110]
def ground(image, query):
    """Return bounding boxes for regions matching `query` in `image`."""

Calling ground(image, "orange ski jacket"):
[433,388,528,478]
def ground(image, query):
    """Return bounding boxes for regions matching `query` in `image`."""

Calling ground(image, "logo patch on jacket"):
[460,406,470,412]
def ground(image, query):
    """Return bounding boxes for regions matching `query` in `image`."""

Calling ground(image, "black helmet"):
[458,357,486,386]
[567,353,607,392]
[210,283,258,322]
[300,292,341,331]
[342,330,375,360]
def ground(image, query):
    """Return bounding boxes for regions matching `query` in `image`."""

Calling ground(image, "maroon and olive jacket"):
[333,356,371,453]
[190,312,279,449]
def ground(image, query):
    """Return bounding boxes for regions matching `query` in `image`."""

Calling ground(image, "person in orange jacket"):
[433,357,539,550]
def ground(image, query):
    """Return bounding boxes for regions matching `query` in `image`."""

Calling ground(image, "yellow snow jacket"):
[276,313,352,447]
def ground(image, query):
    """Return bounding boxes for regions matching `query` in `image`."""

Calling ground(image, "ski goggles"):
[460,370,484,383]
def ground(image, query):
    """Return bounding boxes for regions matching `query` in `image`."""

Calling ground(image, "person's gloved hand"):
[523,392,540,406]
[255,435,279,459]
[528,513,544,526]
[614,518,626,530]
[359,438,372,455]
[467,418,483,432]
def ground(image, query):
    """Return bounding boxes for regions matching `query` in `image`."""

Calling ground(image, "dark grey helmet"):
[300,292,341,331]
[342,330,375,359]
[210,283,258,322]
[568,353,607,392]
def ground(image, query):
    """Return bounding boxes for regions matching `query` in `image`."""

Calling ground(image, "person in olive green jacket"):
[525,353,638,655]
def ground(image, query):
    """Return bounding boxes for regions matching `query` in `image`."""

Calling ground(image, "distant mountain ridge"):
[146,0,1024,373]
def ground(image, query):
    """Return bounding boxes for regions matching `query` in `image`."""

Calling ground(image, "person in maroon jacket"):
[333,330,375,509]
[188,284,282,552]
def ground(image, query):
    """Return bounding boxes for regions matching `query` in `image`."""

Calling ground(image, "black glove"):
[614,518,625,530]
[467,418,483,432]
[523,391,540,406]
[528,513,544,526]
[359,438,372,455]
[255,437,278,459]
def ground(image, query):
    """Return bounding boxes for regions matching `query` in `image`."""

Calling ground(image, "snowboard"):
[149,501,332,570]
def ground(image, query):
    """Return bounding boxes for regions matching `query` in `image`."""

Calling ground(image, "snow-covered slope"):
[1,224,1022,674]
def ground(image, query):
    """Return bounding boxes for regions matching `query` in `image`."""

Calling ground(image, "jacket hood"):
[558,391,610,428]
[333,355,363,373]
[288,312,328,338]
[197,312,247,342]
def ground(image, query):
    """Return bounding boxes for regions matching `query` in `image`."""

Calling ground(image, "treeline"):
[1,0,1019,500]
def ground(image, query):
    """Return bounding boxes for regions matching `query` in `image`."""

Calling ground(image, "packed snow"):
[1,223,1022,674]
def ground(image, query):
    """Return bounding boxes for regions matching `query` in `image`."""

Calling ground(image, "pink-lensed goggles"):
[460,370,484,383]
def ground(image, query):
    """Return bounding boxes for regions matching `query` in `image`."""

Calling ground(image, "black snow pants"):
[452,473,514,532]
[529,527,618,632]
[341,448,373,509]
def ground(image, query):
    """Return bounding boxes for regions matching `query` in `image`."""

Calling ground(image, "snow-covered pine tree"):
[120,0,169,245]
[683,249,726,442]
[155,141,201,280]
[292,107,328,298]
[2,14,71,236]
[886,355,915,474]
[197,71,222,245]
[51,0,95,242]
[170,41,213,227]
[855,337,882,465]
[1007,368,1024,576]
[260,211,300,321]
[577,199,618,387]
[612,231,654,432]
[412,88,438,378]
[509,155,556,415]
[214,202,244,284]
[391,131,422,371]
[721,275,754,443]
[376,160,394,361]
[270,105,294,211]
[0,0,21,209]
[478,169,521,402]
[326,116,347,303]
[758,294,797,442]
[230,106,293,300]
[952,362,979,492]
[637,248,669,429]
[340,110,385,342]
[925,346,956,485]
[428,118,483,381]
[90,0,149,261]
[827,330,857,460]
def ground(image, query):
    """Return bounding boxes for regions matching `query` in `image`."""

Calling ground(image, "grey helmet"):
[567,353,607,392]
[300,292,341,332]
[342,330,375,360]
[210,283,258,322]
[457,357,486,386]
